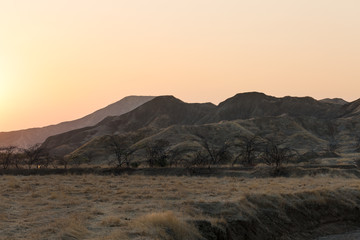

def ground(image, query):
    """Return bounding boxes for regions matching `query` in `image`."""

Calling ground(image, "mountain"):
[68,115,332,163]
[198,92,343,123]
[320,98,348,105]
[0,96,155,148]
[38,92,360,162]
[41,96,216,156]
[340,98,360,118]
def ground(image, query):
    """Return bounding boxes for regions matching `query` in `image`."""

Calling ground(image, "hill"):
[199,92,343,123]
[0,96,154,148]
[320,98,348,105]
[40,93,360,161]
[41,96,216,156]
[340,98,360,118]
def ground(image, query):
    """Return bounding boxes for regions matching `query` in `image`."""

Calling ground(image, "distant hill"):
[0,96,155,148]
[41,96,216,156]
[198,92,343,123]
[41,93,360,159]
[340,99,360,118]
[70,115,332,163]
[320,98,348,105]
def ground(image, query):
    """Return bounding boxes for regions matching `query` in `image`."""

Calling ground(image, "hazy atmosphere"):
[1,0,360,131]
[2,2,360,240]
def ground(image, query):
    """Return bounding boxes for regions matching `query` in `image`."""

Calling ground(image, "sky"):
[0,0,360,132]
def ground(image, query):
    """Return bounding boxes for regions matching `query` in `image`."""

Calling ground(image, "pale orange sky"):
[1,0,360,132]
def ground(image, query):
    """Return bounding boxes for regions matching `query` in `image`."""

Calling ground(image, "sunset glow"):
[1,0,360,131]
[0,61,9,104]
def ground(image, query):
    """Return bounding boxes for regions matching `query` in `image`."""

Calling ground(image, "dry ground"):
[1,171,360,239]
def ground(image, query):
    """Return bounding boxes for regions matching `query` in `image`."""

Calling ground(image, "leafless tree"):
[108,135,136,168]
[56,155,70,169]
[22,144,46,169]
[36,150,52,168]
[188,150,208,167]
[168,148,182,167]
[12,152,23,169]
[146,139,170,167]
[195,134,231,167]
[261,140,297,172]
[0,146,17,169]
[233,135,263,166]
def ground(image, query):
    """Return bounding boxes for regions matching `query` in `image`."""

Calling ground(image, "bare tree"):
[196,134,231,167]
[188,150,208,167]
[168,148,182,167]
[233,135,263,166]
[36,150,52,168]
[108,135,136,168]
[12,152,23,169]
[0,146,17,169]
[146,139,170,167]
[261,140,297,172]
[56,155,70,169]
[22,144,46,169]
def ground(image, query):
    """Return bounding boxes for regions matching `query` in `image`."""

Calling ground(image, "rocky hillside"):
[199,92,343,123]
[41,96,216,156]
[340,98,360,118]
[40,93,360,162]
[320,98,348,105]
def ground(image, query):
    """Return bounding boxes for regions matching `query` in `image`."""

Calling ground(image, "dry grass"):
[1,173,360,239]
[134,211,201,240]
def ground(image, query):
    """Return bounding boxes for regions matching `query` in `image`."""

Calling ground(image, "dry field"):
[1,171,360,239]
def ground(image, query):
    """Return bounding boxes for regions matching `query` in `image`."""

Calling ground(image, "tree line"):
[107,134,300,171]
[1,131,355,171]
[0,144,71,170]
[107,132,355,171]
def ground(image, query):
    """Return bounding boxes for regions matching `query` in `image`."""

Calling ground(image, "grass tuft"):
[134,211,201,240]
[101,216,127,227]
[60,219,89,240]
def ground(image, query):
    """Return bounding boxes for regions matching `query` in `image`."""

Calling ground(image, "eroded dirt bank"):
[316,230,360,240]
[193,189,360,240]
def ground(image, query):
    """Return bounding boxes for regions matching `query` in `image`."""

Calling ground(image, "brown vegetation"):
[1,171,360,239]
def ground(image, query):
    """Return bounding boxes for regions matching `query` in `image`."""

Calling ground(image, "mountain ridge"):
[42,95,216,155]
[199,92,343,123]
[320,98,348,105]
[0,96,155,148]
[41,93,360,157]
